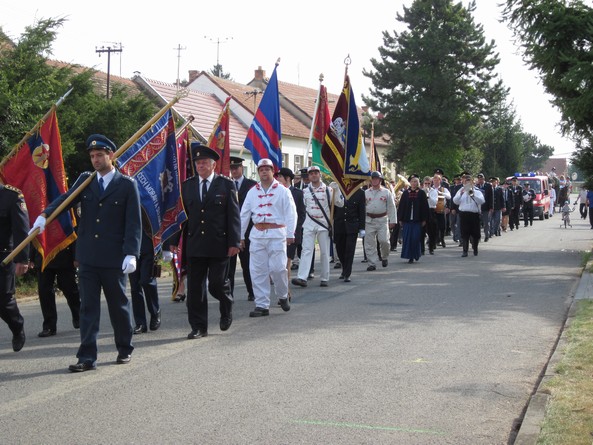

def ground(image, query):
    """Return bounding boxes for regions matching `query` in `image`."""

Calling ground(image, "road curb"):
[513,262,591,444]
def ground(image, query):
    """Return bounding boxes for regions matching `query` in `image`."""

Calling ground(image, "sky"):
[2,0,575,158]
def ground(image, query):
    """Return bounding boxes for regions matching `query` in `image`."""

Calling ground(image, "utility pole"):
[244,89,262,114]
[173,44,187,90]
[204,36,233,75]
[95,44,122,99]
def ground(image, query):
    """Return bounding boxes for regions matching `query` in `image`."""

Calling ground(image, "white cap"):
[307,165,321,173]
[257,158,274,169]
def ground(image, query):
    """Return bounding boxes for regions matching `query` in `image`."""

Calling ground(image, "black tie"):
[235,180,239,190]
[99,177,105,194]
[201,179,208,200]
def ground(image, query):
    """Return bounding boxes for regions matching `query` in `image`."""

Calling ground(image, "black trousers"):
[38,266,80,331]
[0,261,23,335]
[129,252,159,326]
[187,256,232,331]
[510,208,520,229]
[579,203,587,219]
[426,210,438,251]
[228,240,254,299]
[459,211,481,251]
[523,204,534,225]
[334,232,357,279]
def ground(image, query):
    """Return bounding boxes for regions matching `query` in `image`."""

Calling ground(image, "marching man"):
[240,159,297,317]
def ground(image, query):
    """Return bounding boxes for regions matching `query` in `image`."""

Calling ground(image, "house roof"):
[542,158,568,176]
[136,77,248,151]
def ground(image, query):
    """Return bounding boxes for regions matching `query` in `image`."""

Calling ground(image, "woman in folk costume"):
[397,175,430,263]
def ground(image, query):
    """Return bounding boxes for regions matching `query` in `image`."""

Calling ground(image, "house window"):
[294,155,304,171]
[282,153,289,169]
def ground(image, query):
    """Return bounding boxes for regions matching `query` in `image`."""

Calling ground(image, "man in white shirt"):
[241,159,297,317]
[453,174,485,257]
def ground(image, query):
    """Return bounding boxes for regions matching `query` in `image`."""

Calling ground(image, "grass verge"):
[538,299,593,444]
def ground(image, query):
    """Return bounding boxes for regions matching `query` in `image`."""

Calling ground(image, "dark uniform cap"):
[191,143,220,161]
[86,134,116,152]
[477,173,485,178]
[489,176,499,182]
[434,168,445,175]
[371,171,383,179]
[277,167,294,180]
[229,156,245,166]
[407,174,419,181]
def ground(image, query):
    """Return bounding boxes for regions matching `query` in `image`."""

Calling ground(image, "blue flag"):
[117,110,186,254]
[342,75,370,179]
[244,63,282,170]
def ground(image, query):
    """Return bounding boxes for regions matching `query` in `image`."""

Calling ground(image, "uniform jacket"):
[290,186,306,244]
[333,188,366,235]
[181,174,240,258]
[236,176,257,207]
[44,170,141,268]
[0,184,29,263]
[477,181,493,211]
[492,186,505,211]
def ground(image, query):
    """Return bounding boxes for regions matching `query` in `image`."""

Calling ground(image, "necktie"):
[201,179,208,200]
[99,177,105,194]
[235,180,240,190]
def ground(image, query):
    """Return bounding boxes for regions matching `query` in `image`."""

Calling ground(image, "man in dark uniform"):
[129,214,160,334]
[227,156,256,301]
[476,173,493,242]
[275,167,305,293]
[32,243,80,337]
[509,176,523,230]
[181,143,240,339]
[522,182,536,226]
[30,134,141,372]
[0,183,29,352]
[333,187,365,282]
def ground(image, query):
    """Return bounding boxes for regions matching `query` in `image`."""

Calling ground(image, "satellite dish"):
[572,172,578,180]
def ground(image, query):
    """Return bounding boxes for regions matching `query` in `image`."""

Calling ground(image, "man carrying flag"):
[244,61,282,171]
[208,96,232,177]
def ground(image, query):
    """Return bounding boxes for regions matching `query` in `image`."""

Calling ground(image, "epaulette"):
[183,176,198,184]
[120,173,135,181]
[218,175,233,182]
[4,184,23,196]
[81,171,93,177]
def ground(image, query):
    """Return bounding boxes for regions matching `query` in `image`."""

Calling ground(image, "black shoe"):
[38,328,56,338]
[290,263,299,270]
[12,329,25,352]
[408,259,414,263]
[68,362,96,373]
[72,318,80,329]
[474,248,478,256]
[429,250,434,255]
[307,273,315,279]
[187,329,208,339]
[344,277,351,282]
[442,241,446,248]
[133,324,147,334]
[291,278,308,287]
[249,307,270,317]
[367,265,376,271]
[461,251,468,257]
[334,262,342,269]
[116,354,132,364]
[361,259,368,263]
[320,281,328,287]
[149,310,161,331]
[382,259,388,267]
[484,237,489,242]
[339,274,344,279]
[173,293,186,303]
[279,298,290,312]
[247,294,255,301]
[220,315,233,331]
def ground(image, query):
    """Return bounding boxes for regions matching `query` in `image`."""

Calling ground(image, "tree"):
[0,19,159,179]
[521,133,554,172]
[503,0,593,143]
[209,64,232,80]
[363,0,507,176]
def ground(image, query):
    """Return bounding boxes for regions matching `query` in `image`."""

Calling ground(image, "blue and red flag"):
[342,75,371,179]
[243,63,282,171]
[0,108,77,270]
[117,109,187,254]
[208,96,232,177]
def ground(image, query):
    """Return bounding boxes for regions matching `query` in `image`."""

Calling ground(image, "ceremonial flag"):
[243,63,282,170]
[343,76,371,178]
[176,125,193,181]
[369,121,382,173]
[311,84,331,175]
[0,108,77,270]
[321,74,368,199]
[117,109,186,254]
[208,96,231,177]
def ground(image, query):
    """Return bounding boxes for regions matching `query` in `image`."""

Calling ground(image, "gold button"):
[99,203,103,207]
[94,234,99,238]
[96,219,100,223]
[201,231,205,234]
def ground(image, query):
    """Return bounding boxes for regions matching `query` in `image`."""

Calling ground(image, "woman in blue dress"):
[398,175,430,263]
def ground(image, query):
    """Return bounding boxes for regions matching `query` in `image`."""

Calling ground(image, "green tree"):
[209,64,232,80]
[363,0,507,176]
[521,133,554,172]
[503,0,593,143]
[481,96,523,177]
[0,18,159,180]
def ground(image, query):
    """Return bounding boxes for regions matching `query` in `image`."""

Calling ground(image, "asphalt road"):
[1,203,590,444]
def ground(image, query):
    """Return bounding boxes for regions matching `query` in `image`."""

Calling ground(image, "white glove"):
[28,215,46,235]
[122,255,137,274]
[358,229,366,238]
[329,182,339,190]
[162,251,173,262]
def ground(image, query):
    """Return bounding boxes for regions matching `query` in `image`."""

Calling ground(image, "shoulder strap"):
[308,185,332,230]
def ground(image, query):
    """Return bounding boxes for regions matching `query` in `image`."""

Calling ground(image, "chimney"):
[254,66,266,81]
[188,70,199,83]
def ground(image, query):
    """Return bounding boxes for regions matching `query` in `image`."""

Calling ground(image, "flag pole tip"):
[275,58,281,66]
[319,73,324,82]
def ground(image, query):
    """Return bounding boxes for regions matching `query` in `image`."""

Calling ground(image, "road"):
[0,204,590,444]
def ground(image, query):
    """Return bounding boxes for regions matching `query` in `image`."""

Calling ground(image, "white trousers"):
[364,217,390,266]
[297,225,330,282]
[249,238,288,309]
